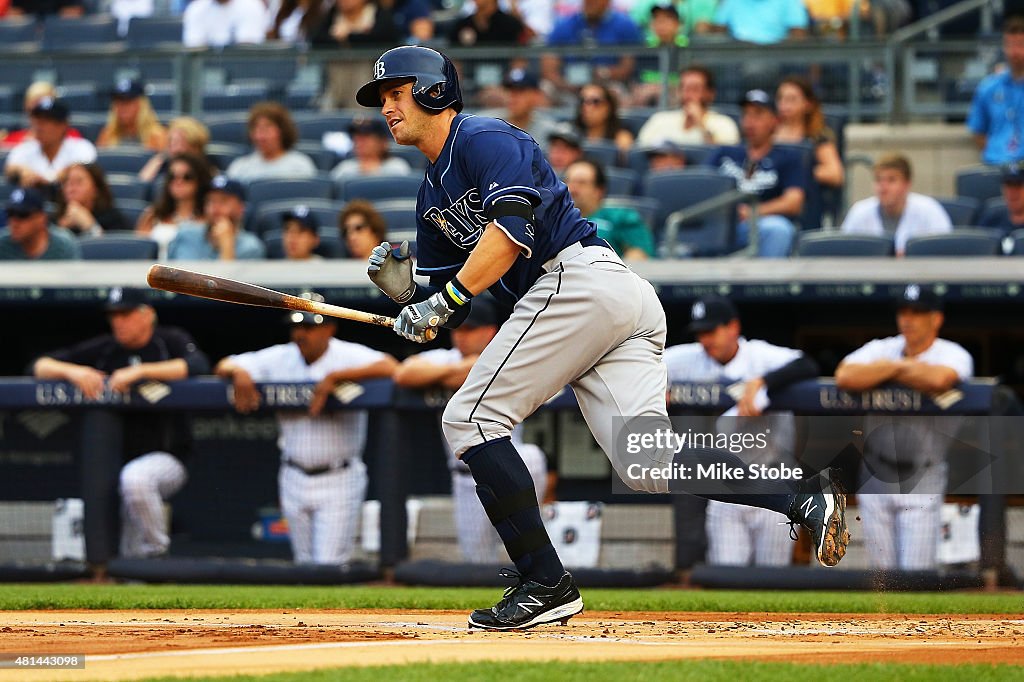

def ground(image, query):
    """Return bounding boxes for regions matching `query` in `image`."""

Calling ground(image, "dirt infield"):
[1,609,1022,681]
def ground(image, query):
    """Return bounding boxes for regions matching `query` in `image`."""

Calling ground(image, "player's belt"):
[541,235,614,274]
[580,234,612,250]
[283,458,352,475]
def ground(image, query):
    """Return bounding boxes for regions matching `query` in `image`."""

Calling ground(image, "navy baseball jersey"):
[414,113,595,305]
[707,145,807,212]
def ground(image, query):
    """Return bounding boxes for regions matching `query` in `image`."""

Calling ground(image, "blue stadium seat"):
[904,229,1003,256]
[95,148,151,175]
[627,144,715,178]
[294,142,339,173]
[253,198,342,236]
[1008,228,1024,255]
[581,140,619,168]
[213,55,297,88]
[206,142,249,173]
[955,166,1003,204]
[201,83,270,114]
[106,174,151,202]
[263,228,347,259]
[644,169,738,256]
[42,16,119,51]
[204,114,251,146]
[936,196,981,227]
[291,112,355,143]
[125,17,183,49]
[605,167,637,196]
[0,86,15,114]
[79,235,158,260]
[247,176,334,206]
[619,108,655,136]
[145,82,178,117]
[796,231,894,257]
[978,197,1008,228]
[0,16,38,44]
[56,83,101,113]
[388,144,428,170]
[336,174,422,203]
[117,199,150,229]
[372,198,418,233]
[602,196,660,231]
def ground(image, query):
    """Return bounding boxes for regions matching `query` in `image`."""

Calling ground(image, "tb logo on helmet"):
[374,59,386,80]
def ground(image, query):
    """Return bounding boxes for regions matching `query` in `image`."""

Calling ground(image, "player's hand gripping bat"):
[146,264,437,340]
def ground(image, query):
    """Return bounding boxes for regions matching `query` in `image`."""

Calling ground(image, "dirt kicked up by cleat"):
[787,467,851,567]
[468,568,584,630]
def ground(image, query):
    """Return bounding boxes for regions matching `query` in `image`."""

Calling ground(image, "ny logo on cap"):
[109,287,123,303]
[374,60,386,79]
[118,78,132,90]
[38,97,54,109]
[691,301,706,320]
[11,189,24,202]
[294,205,309,218]
[904,284,920,301]
[212,176,228,189]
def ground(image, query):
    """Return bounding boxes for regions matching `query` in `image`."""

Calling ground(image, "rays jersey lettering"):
[414,114,594,305]
[708,145,804,205]
[423,188,488,249]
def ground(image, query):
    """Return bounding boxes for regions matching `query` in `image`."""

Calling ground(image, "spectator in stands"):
[565,159,654,259]
[138,117,212,183]
[835,284,973,571]
[631,0,715,42]
[0,187,80,260]
[664,295,817,567]
[312,0,401,110]
[226,102,316,182]
[33,287,209,560]
[267,0,322,43]
[448,0,528,46]
[111,0,154,36]
[55,163,127,236]
[707,89,802,258]
[460,0,553,42]
[541,0,644,96]
[573,83,634,157]
[215,293,397,566]
[968,15,1024,166]
[775,75,843,188]
[183,0,268,48]
[710,0,808,44]
[980,162,1024,233]
[630,3,690,107]
[339,199,386,261]
[330,116,411,179]
[96,79,168,153]
[392,0,434,44]
[804,0,872,40]
[546,123,585,175]
[636,65,740,147]
[1,82,84,149]
[4,98,96,192]
[645,139,688,172]
[136,152,212,260]
[840,153,952,256]
[167,175,265,260]
[7,0,83,17]
[483,69,558,150]
[281,206,322,260]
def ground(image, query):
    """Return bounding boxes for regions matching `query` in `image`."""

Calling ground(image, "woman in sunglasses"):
[338,199,387,261]
[572,83,634,159]
[136,152,212,260]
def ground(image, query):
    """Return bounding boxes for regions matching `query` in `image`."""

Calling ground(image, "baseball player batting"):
[358,46,849,631]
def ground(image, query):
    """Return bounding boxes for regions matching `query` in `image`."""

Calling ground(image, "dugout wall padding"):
[106,557,380,584]
[392,559,674,588]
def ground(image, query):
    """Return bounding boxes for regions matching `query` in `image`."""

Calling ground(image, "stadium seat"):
[904,229,1003,256]
[106,174,151,202]
[294,142,339,173]
[263,228,347,259]
[205,114,251,146]
[56,83,101,113]
[627,144,716,177]
[79,235,158,260]
[117,199,150,229]
[581,140,620,168]
[292,112,356,144]
[247,177,334,209]
[373,198,418,232]
[201,83,270,114]
[795,231,894,257]
[978,197,1008,228]
[206,142,249,173]
[955,165,1003,203]
[42,15,120,51]
[641,168,735,234]
[213,54,297,89]
[387,227,418,255]
[936,196,981,226]
[602,196,660,230]
[605,167,638,196]
[619,108,655,136]
[95,148,151,175]
[126,17,183,48]
[1007,228,1024,255]
[0,16,38,45]
[253,198,342,236]
[388,144,428,170]
[336,174,423,203]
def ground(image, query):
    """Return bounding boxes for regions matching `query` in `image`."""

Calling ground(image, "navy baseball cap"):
[896,284,943,312]
[739,89,776,113]
[282,204,319,232]
[650,1,679,17]
[30,96,70,122]
[105,286,149,312]
[688,295,739,333]
[111,78,145,100]
[644,140,687,159]
[503,68,540,90]
[461,297,499,328]
[209,175,246,201]
[285,292,331,326]
[348,116,390,137]
[1002,161,1024,184]
[548,123,582,148]
[5,187,45,216]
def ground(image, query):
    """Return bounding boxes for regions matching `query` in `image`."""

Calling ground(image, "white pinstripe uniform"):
[841,335,974,570]
[228,339,386,565]
[663,338,802,567]
[120,452,188,558]
[414,347,549,564]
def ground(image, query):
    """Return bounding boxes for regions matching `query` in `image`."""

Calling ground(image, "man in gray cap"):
[394,296,551,564]
[0,187,80,260]
[215,294,398,565]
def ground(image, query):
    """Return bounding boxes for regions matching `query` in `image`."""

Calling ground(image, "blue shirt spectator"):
[542,0,644,91]
[167,224,265,260]
[978,162,1024,233]
[712,0,808,44]
[968,16,1024,165]
[167,176,265,260]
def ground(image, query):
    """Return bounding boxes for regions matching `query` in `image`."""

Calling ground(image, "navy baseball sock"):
[462,437,565,587]
[671,447,795,515]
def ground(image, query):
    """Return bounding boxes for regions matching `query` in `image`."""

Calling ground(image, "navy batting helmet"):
[356,46,463,113]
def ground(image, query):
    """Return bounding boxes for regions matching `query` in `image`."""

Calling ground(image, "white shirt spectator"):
[265,0,306,43]
[183,0,268,48]
[330,156,412,180]
[636,109,740,147]
[111,0,154,36]
[226,150,317,182]
[4,137,97,184]
[461,0,554,39]
[840,192,953,255]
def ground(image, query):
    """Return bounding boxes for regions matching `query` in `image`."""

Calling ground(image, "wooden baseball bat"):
[146,264,436,340]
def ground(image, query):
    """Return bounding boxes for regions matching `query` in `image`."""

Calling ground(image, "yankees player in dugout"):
[358,46,850,630]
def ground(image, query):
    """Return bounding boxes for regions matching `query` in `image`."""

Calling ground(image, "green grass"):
[0,583,1020,614]
[130,661,1023,682]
